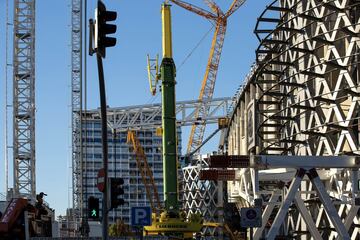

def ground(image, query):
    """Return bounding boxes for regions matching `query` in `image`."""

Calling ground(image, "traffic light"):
[88,196,100,220]
[94,0,117,58]
[110,178,125,209]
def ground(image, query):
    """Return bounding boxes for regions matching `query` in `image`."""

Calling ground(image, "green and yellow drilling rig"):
[143,2,203,239]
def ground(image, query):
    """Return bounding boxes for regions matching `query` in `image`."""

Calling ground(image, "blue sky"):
[0,0,268,216]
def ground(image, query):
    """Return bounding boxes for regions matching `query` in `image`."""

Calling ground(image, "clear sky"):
[0,0,269,217]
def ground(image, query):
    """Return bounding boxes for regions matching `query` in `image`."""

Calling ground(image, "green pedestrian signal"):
[88,196,100,220]
[91,209,97,217]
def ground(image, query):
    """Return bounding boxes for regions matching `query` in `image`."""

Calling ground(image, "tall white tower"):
[13,0,36,199]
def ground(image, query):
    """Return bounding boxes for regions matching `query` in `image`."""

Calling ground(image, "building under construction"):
[222,0,360,239]
[73,98,230,225]
[77,106,179,225]
[1,0,359,239]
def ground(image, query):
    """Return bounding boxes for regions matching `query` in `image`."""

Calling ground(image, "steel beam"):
[251,155,360,169]
[335,205,360,240]
[266,169,305,239]
[253,193,280,240]
[294,193,322,240]
[83,98,231,131]
[308,169,351,240]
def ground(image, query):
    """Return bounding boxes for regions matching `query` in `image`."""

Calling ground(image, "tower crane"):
[126,131,162,213]
[170,0,246,155]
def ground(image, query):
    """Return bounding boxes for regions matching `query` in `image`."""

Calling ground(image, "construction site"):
[0,0,359,239]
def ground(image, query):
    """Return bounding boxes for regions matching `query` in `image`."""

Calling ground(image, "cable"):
[177,26,214,71]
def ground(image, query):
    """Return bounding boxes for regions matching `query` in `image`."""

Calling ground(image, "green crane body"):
[160,3,179,214]
[143,4,203,237]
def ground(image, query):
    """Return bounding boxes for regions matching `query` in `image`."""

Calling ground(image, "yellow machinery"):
[169,0,246,155]
[127,130,202,238]
[126,131,162,213]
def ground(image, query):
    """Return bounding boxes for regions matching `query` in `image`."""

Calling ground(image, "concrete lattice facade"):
[226,0,360,239]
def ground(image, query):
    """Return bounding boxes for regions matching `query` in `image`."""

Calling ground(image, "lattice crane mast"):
[126,131,162,213]
[13,0,36,199]
[170,0,246,155]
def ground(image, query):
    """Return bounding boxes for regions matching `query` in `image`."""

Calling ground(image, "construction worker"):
[36,192,47,204]
[35,192,48,219]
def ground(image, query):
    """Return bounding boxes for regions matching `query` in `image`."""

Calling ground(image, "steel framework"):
[73,99,230,226]
[226,1,360,239]
[170,0,246,155]
[74,98,231,217]
[83,98,231,131]
[254,0,360,156]
[71,0,82,219]
[13,0,36,199]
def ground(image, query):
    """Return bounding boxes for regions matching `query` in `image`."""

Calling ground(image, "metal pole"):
[24,210,30,240]
[113,129,117,221]
[140,227,144,240]
[83,0,89,235]
[96,53,108,240]
[250,227,253,240]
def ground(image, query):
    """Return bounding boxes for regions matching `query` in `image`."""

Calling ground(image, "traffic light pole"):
[90,2,117,239]
[96,53,109,240]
